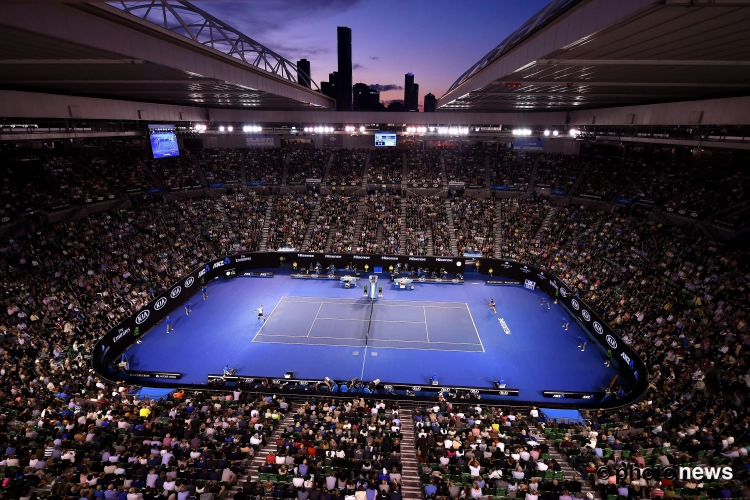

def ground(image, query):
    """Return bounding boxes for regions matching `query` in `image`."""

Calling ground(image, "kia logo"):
[571,299,580,310]
[412,387,422,391]
[560,288,567,297]
[170,286,182,299]
[154,297,168,310]
[582,310,591,321]
[606,335,618,349]
[593,321,603,335]
[135,310,150,325]
[185,277,195,287]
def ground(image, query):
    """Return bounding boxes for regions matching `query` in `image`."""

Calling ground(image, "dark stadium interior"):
[0,2,749,500]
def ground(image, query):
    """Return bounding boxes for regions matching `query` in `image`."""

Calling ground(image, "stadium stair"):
[321,151,335,186]
[444,200,459,256]
[189,151,209,188]
[395,409,423,500]
[439,152,448,185]
[567,160,591,201]
[281,151,291,186]
[245,409,297,485]
[402,151,409,187]
[240,152,248,187]
[494,200,504,257]
[527,155,540,195]
[535,205,557,240]
[259,198,275,250]
[399,197,408,255]
[352,198,368,249]
[301,200,322,251]
[533,424,601,500]
[484,152,492,188]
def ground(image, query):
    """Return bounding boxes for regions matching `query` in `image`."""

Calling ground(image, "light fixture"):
[219,126,225,132]
[569,128,579,137]
[544,130,550,136]
[553,130,559,136]
[227,126,233,132]
[359,126,365,132]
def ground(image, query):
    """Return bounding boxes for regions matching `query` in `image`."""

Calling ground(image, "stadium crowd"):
[0,145,748,500]
[307,194,358,253]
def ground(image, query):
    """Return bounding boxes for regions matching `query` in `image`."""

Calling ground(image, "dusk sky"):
[199,0,552,108]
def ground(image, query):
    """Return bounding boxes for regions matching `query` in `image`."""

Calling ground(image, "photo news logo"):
[597,465,733,481]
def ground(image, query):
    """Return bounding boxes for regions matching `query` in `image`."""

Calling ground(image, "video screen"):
[149,128,179,159]
[375,132,397,147]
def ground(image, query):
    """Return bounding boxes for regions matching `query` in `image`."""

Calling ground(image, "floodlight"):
[553,130,559,136]
[227,126,233,132]
[359,126,365,132]
[219,126,225,132]
[544,130,550,136]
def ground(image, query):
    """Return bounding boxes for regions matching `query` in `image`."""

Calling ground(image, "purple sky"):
[199,0,551,108]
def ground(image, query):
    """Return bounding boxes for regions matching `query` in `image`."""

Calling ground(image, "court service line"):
[251,298,283,342]
[254,337,483,353]
[307,303,324,337]
[256,334,365,341]
[423,306,430,343]
[368,338,481,345]
[466,302,486,353]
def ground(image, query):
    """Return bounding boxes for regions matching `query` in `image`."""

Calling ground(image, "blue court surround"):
[123,269,615,403]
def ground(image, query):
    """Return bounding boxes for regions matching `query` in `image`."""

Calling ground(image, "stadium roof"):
[0,2,333,111]
[439,0,750,112]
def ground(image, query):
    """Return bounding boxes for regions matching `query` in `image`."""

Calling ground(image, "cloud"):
[200,0,362,58]
[368,84,404,92]
[353,63,365,70]
[370,56,379,60]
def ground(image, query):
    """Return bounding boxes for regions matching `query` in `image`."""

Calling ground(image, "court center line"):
[251,297,284,342]
[307,303,324,337]
[466,302,486,353]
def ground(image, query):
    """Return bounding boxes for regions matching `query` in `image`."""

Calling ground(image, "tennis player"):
[255,305,265,322]
[488,299,497,314]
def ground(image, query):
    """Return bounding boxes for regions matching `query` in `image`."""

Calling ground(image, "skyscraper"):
[337,26,352,111]
[424,93,437,112]
[353,83,380,111]
[404,72,419,112]
[321,71,338,102]
[296,59,311,88]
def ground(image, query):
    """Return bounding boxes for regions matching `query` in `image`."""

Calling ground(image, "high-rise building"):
[424,93,437,112]
[321,71,338,103]
[337,27,352,111]
[353,83,380,111]
[296,59,311,88]
[404,72,419,112]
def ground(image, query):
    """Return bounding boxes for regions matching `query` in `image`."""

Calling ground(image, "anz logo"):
[185,277,195,288]
[571,298,580,310]
[212,261,226,269]
[154,297,168,311]
[581,310,591,321]
[593,321,604,335]
[606,334,618,349]
[135,309,150,325]
[224,257,231,265]
[621,352,635,369]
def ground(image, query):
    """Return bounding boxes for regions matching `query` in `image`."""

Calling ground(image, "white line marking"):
[307,303,323,337]
[257,334,366,341]
[251,298,283,342]
[253,339,482,353]
[466,302,485,353]
[423,306,429,343]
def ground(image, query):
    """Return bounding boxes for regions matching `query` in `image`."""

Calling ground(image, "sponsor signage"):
[486,280,521,286]
[128,371,182,379]
[543,391,604,399]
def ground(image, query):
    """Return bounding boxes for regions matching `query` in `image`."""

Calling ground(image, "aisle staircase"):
[535,205,557,240]
[351,198,369,252]
[494,200,504,257]
[245,409,297,483]
[527,155,540,194]
[301,199,322,251]
[400,197,408,255]
[444,200,459,256]
[484,152,492,188]
[567,160,591,200]
[321,151,335,185]
[259,198,275,250]
[397,409,423,500]
[281,151,291,186]
[439,153,448,185]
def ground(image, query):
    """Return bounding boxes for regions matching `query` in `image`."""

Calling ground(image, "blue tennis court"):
[254,297,483,352]
[122,268,616,403]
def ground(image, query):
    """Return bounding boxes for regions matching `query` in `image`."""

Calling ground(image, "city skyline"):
[200,0,551,110]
